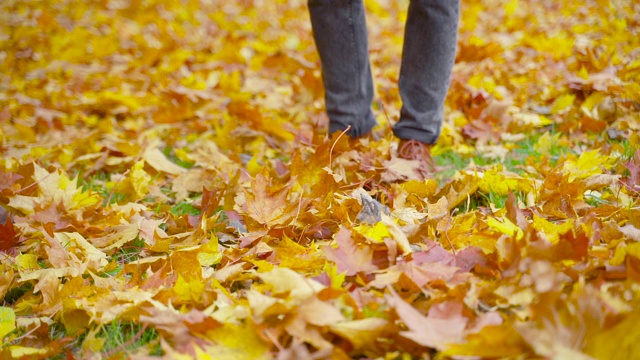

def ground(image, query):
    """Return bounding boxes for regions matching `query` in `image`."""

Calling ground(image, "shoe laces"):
[398,139,434,168]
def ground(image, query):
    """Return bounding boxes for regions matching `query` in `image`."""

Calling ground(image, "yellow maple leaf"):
[585,311,640,360]
[534,131,560,154]
[487,216,524,240]
[7,165,99,214]
[478,166,533,196]
[197,322,271,360]
[245,154,263,176]
[610,242,640,266]
[197,235,222,267]
[562,149,613,182]
[109,160,151,200]
[174,274,205,303]
[0,307,16,338]
[15,254,39,271]
[551,93,576,114]
[400,179,439,198]
[532,215,574,244]
[444,323,528,357]
[354,221,391,243]
[324,262,345,289]
[581,92,607,118]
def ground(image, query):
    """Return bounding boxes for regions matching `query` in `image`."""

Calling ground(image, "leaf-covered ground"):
[1,0,639,358]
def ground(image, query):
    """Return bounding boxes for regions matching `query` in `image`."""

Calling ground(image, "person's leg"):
[393,0,460,145]
[308,0,377,138]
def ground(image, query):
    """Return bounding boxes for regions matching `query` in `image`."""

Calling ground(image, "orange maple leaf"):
[244,171,297,227]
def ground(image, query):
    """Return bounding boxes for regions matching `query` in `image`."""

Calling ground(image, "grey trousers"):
[308,0,460,144]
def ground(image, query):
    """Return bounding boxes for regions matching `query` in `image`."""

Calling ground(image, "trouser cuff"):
[329,112,377,138]
[392,125,440,145]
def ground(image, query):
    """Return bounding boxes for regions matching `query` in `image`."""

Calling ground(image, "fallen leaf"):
[619,224,640,242]
[444,323,529,358]
[0,307,16,338]
[323,227,378,276]
[387,292,468,350]
[0,217,19,253]
[257,267,325,301]
[584,311,640,360]
[296,296,345,326]
[143,146,188,175]
[330,318,389,349]
[243,171,297,226]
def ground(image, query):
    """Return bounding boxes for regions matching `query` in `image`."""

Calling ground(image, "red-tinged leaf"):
[461,118,501,144]
[387,292,468,350]
[141,263,175,291]
[200,187,222,219]
[0,217,19,253]
[413,241,486,272]
[323,227,377,276]
[623,150,640,191]
[506,191,530,230]
[183,308,221,334]
[369,261,459,289]
[451,247,487,272]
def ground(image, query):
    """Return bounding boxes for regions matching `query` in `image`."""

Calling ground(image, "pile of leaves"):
[1,0,639,358]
